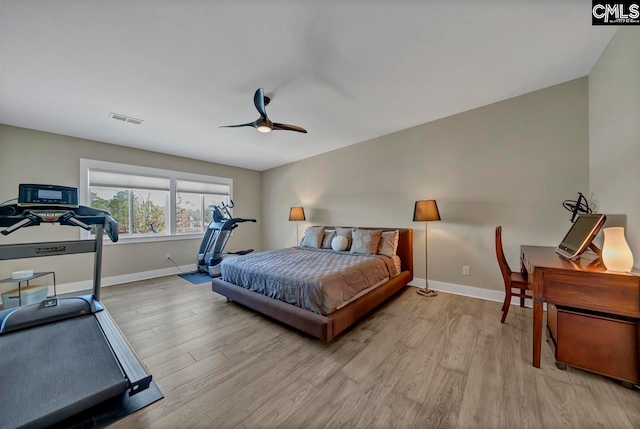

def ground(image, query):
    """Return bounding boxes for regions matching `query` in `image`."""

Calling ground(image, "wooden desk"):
[520,246,640,368]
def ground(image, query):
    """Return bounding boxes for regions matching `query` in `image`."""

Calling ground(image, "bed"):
[211,227,413,341]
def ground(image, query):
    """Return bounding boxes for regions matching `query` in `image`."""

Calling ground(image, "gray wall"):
[0,125,262,286]
[262,78,590,291]
[589,28,640,269]
[0,73,599,294]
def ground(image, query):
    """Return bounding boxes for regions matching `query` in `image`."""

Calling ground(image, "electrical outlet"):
[165,253,171,260]
[463,266,470,276]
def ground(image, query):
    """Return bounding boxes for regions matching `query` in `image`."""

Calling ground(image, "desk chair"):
[496,226,530,323]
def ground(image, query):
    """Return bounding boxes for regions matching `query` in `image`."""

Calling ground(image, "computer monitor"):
[556,214,606,260]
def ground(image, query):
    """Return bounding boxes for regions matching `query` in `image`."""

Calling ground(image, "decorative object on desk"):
[563,192,592,223]
[496,226,530,323]
[413,200,440,297]
[602,227,634,272]
[289,206,306,245]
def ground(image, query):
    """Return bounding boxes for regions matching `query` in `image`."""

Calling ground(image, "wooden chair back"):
[496,226,512,287]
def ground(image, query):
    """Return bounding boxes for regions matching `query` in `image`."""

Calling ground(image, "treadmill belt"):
[0,315,128,429]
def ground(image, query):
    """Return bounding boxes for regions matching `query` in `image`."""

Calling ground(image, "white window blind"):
[89,170,170,191]
[176,179,230,195]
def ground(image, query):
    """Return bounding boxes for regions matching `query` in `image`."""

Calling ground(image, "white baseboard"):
[409,277,539,309]
[3,270,532,309]
[1,264,195,305]
[48,264,196,297]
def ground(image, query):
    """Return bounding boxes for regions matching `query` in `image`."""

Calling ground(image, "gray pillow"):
[378,230,399,257]
[335,227,355,250]
[322,230,336,249]
[350,228,383,255]
[300,226,325,248]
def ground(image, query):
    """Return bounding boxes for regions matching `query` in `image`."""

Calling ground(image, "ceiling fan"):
[220,88,307,134]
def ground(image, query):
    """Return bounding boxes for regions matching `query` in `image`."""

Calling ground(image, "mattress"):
[221,247,399,315]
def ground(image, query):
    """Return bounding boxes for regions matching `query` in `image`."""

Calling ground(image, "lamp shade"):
[413,200,441,222]
[602,227,634,272]
[289,206,306,221]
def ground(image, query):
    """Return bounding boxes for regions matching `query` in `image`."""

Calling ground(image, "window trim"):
[80,159,233,243]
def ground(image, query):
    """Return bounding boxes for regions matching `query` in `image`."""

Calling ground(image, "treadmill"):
[0,184,156,428]
[197,200,256,276]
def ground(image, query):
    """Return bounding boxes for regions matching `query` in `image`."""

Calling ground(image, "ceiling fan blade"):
[254,88,268,118]
[220,121,257,129]
[272,123,307,134]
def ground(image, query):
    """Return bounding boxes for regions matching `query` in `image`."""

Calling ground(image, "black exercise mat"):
[178,271,212,285]
[51,381,163,429]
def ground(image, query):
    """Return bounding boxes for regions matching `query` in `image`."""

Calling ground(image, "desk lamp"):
[602,227,634,272]
[289,207,306,245]
[413,200,441,297]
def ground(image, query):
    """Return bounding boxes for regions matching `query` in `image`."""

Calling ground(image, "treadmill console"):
[18,184,79,208]
[1,185,118,242]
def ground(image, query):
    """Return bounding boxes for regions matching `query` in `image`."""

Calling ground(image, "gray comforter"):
[221,247,398,315]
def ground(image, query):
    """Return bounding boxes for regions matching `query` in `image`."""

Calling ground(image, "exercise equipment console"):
[0,184,154,428]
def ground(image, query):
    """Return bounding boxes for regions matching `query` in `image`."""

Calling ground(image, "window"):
[89,170,170,236]
[176,180,230,233]
[80,159,232,242]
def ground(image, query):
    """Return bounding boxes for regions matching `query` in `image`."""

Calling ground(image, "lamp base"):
[417,288,438,298]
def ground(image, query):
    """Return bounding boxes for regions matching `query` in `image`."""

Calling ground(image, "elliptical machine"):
[196,200,256,277]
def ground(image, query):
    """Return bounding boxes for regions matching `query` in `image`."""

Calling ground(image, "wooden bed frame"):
[211,227,413,341]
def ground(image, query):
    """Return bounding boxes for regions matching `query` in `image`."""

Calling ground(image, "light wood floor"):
[102,276,640,429]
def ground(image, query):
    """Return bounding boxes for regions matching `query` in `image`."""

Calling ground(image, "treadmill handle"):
[67,216,93,231]
[105,214,119,243]
[1,217,35,235]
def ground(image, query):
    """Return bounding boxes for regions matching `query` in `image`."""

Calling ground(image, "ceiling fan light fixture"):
[221,88,307,134]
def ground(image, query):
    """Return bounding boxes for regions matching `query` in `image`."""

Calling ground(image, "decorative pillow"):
[331,235,348,252]
[335,227,355,250]
[350,228,383,255]
[322,230,336,249]
[300,226,325,248]
[378,230,400,257]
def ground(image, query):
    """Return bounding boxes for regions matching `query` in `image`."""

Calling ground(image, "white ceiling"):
[0,1,616,171]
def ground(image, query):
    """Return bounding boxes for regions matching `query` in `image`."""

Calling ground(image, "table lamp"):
[289,206,306,245]
[602,227,634,272]
[413,200,441,297]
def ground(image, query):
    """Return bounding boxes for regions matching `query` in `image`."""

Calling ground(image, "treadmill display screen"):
[18,184,79,208]
[38,189,63,200]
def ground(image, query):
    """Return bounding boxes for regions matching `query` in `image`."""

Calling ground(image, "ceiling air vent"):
[109,112,144,125]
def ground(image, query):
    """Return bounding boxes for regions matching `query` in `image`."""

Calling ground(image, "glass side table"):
[0,272,56,306]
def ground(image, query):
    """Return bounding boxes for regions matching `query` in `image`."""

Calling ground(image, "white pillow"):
[331,235,348,252]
